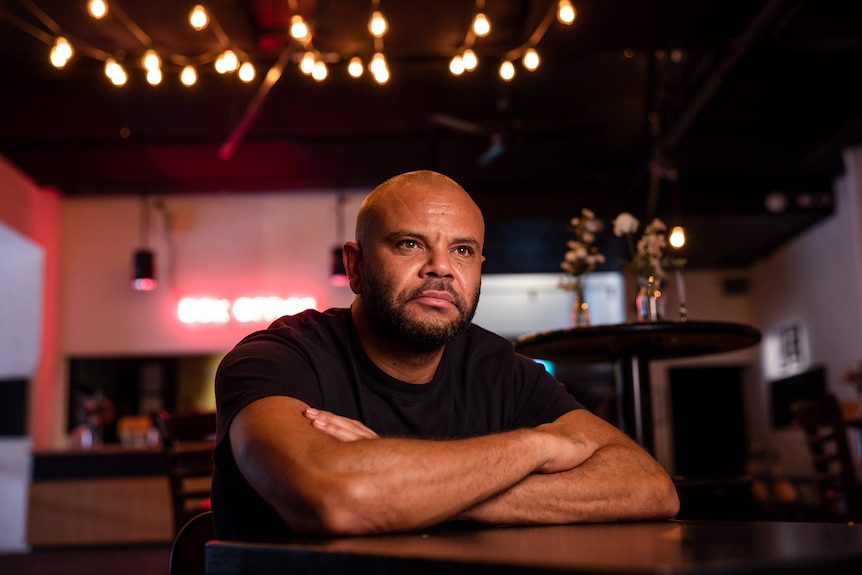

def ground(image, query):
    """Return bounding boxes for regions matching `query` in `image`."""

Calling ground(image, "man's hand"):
[533,419,599,474]
[303,407,380,442]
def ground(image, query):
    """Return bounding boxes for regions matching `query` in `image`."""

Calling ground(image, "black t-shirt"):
[212,308,581,540]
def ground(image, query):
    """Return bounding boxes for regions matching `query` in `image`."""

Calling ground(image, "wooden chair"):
[169,510,214,575]
[791,394,860,522]
[152,410,217,534]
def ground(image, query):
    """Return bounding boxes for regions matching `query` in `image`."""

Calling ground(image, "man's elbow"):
[649,473,681,519]
[280,479,390,536]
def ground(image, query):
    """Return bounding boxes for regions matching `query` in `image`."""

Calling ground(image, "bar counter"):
[28,446,174,546]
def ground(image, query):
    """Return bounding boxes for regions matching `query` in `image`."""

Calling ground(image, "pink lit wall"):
[60,191,364,356]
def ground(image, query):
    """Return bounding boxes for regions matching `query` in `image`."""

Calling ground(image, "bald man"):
[212,170,679,540]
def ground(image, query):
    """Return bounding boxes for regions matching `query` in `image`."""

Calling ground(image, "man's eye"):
[399,240,419,249]
[455,246,474,256]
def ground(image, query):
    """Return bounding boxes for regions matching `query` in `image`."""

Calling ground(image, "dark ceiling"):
[1,0,860,271]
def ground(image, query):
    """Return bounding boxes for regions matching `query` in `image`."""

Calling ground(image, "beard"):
[361,272,480,353]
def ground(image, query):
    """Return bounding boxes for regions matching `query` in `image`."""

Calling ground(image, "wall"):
[748,147,862,475]
[0,156,61,551]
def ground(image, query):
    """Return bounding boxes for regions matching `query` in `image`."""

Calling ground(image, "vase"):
[635,275,664,322]
[570,278,591,327]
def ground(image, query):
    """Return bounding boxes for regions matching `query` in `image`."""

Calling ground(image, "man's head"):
[345,170,485,352]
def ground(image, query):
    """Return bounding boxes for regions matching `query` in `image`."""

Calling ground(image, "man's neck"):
[351,304,444,384]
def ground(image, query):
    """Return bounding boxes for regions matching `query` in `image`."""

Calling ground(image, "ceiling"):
[1,0,860,271]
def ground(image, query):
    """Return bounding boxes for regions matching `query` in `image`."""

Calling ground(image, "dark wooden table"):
[206,520,862,574]
[515,321,762,452]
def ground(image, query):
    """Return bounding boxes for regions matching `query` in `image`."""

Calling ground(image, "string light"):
[50,36,73,68]
[499,60,515,81]
[312,60,328,81]
[472,13,491,37]
[290,15,311,42]
[557,0,577,25]
[238,61,256,82]
[348,56,364,78]
[87,0,107,20]
[462,49,478,71]
[368,10,388,38]
[180,65,197,86]
[522,48,540,71]
[300,51,316,75]
[14,1,584,90]
[189,5,208,31]
[449,55,465,75]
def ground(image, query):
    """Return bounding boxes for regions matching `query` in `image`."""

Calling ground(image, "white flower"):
[612,212,639,236]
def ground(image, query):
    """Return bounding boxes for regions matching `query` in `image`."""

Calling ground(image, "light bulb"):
[557,0,576,25]
[348,57,364,78]
[54,37,73,61]
[146,68,162,85]
[109,64,128,86]
[300,52,315,75]
[142,49,161,71]
[50,45,68,68]
[449,55,465,76]
[221,49,238,72]
[369,52,387,76]
[472,13,491,37]
[312,60,328,81]
[189,5,208,31]
[499,60,515,81]
[368,10,388,38]
[181,65,197,86]
[462,49,478,71]
[87,0,107,19]
[290,15,310,41]
[523,48,540,71]
[238,61,255,82]
[669,226,686,248]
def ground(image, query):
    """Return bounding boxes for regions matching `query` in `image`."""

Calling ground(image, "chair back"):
[791,393,859,522]
[152,410,217,534]
[169,510,214,575]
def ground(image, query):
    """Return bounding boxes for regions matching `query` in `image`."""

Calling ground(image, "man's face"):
[356,185,485,351]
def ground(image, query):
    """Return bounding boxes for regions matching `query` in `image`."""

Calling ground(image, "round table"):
[515,321,762,452]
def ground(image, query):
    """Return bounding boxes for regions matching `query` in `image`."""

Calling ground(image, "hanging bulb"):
[238,61,255,82]
[104,58,127,86]
[216,49,239,73]
[290,15,310,42]
[368,10,388,38]
[669,226,686,248]
[499,60,515,81]
[180,65,198,86]
[472,13,491,37]
[348,56,364,78]
[312,60,328,81]
[142,49,161,71]
[449,55,465,76]
[87,0,107,19]
[300,51,316,75]
[146,68,162,85]
[557,0,576,25]
[369,52,387,76]
[523,48,540,71]
[373,67,390,84]
[50,37,73,68]
[189,5,208,31]
[462,49,478,71]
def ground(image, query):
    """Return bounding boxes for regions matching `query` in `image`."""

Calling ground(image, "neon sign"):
[178,296,318,324]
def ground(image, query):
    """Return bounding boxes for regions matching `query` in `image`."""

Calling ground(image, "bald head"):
[355,170,484,247]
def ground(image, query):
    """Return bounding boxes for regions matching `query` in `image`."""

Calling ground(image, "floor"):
[0,543,171,575]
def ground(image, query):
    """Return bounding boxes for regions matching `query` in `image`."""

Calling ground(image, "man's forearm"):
[457,442,680,525]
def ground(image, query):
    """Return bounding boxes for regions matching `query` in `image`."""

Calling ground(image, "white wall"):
[748,148,862,475]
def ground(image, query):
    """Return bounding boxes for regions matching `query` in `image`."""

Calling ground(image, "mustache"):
[404,279,462,305]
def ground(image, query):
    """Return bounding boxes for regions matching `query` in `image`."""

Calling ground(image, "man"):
[212,170,679,540]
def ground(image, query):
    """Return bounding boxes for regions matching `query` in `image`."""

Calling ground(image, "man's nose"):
[422,248,454,278]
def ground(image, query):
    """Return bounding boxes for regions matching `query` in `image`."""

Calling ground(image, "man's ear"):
[343,241,362,294]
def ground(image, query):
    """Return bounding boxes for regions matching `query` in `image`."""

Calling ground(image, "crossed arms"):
[229,395,680,536]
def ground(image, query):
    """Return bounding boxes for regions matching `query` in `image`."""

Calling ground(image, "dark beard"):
[361,274,480,353]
